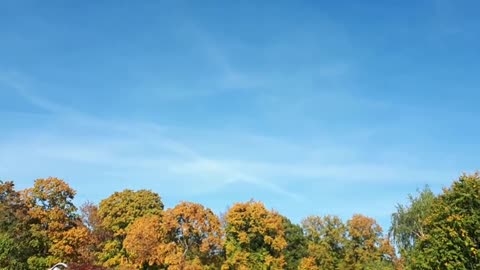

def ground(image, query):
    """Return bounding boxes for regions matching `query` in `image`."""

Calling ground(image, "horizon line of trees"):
[1,172,479,270]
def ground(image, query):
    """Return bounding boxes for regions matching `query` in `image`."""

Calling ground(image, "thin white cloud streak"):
[1,71,456,202]
[0,72,74,114]
[174,158,453,185]
[168,22,393,121]
[0,73,302,200]
[180,22,270,90]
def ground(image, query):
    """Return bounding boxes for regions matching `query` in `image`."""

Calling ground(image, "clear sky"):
[1,0,479,231]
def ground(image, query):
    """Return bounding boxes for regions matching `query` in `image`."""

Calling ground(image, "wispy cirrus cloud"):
[0,69,466,230]
[2,68,459,183]
[0,72,72,114]
[0,72,304,200]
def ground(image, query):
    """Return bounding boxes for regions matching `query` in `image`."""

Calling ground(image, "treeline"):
[0,172,479,270]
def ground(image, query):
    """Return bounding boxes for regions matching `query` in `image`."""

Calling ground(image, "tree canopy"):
[98,189,164,267]
[0,171,479,269]
[222,200,287,270]
[408,173,480,269]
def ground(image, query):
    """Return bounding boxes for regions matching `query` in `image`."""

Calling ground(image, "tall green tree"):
[281,216,308,270]
[409,172,480,269]
[389,186,435,266]
[97,189,164,268]
[0,180,33,269]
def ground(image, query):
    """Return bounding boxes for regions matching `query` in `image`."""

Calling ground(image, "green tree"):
[281,216,307,270]
[409,172,480,269]
[0,180,33,269]
[390,186,435,267]
[98,189,164,267]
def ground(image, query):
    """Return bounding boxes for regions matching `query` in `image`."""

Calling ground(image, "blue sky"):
[1,0,479,231]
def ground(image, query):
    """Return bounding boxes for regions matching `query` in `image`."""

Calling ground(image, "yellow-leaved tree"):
[222,200,287,270]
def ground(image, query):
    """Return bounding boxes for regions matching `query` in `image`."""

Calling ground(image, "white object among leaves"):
[49,263,68,270]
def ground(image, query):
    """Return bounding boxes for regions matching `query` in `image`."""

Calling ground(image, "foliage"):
[1,172,479,269]
[0,180,32,269]
[97,189,164,267]
[0,178,97,269]
[80,201,102,233]
[23,177,81,267]
[281,216,308,270]
[342,214,396,270]
[390,186,435,265]
[301,215,347,270]
[24,178,78,236]
[124,215,163,268]
[222,200,287,270]
[124,202,223,269]
[409,172,480,269]
[98,189,164,238]
[49,226,96,264]
[159,202,223,269]
[298,256,320,270]
[299,214,396,269]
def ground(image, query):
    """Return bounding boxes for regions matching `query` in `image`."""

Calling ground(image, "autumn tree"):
[23,177,78,230]
[342,214,395,270]
[160,202,223,269]
[97,189,164,267]
[124,215,163,269]
[281,216,308,270]
[222,200,287,270]
[298,256,320,270]
[49,226,96,264]
[300,215,347,270]
[81,201,102,233]
[73,201,109,266]
[22,177,81,268]
[124,202,223,270]
[409,172,480,269]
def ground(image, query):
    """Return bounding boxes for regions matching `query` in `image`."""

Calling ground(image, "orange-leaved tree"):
[124,215,163,269]
[160,201,223,270]
[22,177,87,268]
[342,214,396,270]
[124,201,223,270]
